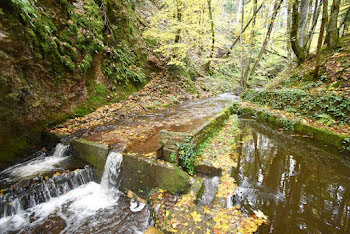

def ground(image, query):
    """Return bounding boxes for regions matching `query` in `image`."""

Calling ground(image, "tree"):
[287,0,293,67]
[249,0,284,78]
[290,0,311,63]
[340,4,350,36]
[143,0,221,68]
[240,0,245,87]
[314,0,328,78]
[225,3,263,57]
[205,0,215,72]
[242,0,258,86]
[305,0,323,54]
[175,0,182,44]
[325,0,341,49]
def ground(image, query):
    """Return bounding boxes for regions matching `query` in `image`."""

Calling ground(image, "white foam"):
[130,200,146,212]
[7,143,69,179]
[0,150,124,233]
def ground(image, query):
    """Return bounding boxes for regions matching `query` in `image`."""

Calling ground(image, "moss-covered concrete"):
[188,177,205,203]
[158,131,190,162]
[233,104,350,152]
[71,139,110,174]
[121,153,191,198]
[159,105,234,163]
[191,106,233,147]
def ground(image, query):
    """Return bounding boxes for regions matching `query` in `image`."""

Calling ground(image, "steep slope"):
[0,0,157,163]
[240,36,350,151]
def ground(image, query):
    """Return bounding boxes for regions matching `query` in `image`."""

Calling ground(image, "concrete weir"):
[158,105,234,173]
[71,139,191,197]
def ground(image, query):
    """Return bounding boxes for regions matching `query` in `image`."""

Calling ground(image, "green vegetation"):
[175,140,197,175]
[242,89,350,125]
[233,103,350,151]
[104,44,146,86]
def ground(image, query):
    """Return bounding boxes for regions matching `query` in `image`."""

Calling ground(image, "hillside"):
[0,0,201,161]
[240,36,350,150]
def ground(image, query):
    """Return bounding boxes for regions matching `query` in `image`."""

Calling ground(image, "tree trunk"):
[236,0,242,24]
[243,0,258,85]
[205,0,215,72]
[175,0,182,43]
[291,0,307,63]
[298,0,311,47]
[249,0,284,77]
[306,0,322,54]
[240,0,245,88]
[325,0,340,49]
[340,6,350,36]
[314,0,328,78]
[287,1,293,68]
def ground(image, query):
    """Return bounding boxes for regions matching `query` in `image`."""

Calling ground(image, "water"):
[232,119,350,233]
[0,143,70,184]
[0,148,151,233]
[85,93,240,153]
[198,176,220,206]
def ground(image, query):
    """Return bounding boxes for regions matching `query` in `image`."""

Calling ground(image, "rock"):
[194,164,222,177]
[188,177,205,203]
[72,139,109,172]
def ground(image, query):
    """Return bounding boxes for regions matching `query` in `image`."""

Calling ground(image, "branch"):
[225,3,264,57]
[265,49,288,59]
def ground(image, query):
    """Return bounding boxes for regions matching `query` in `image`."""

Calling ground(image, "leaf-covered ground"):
[268,35,350,95]
[150,116,268,233]
[52,75,199,135]
[50,75,220,153]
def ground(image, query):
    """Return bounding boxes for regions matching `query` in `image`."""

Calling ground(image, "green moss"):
[232,104,350,151]
[104,43,146,85]
[242,89,350,125]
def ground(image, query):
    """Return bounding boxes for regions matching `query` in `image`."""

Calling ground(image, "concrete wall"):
[158,105,234,162]
[121,153,191,198]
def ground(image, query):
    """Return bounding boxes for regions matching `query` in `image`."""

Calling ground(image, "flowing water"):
[0,149,151,234]
[2,94,350,233]
[233,119,350,233]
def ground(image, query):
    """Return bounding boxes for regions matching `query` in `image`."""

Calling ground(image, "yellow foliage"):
[143,0,223,66]
[190,211,202,223]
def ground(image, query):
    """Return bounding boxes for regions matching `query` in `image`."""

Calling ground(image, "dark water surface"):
[233,119,350,233]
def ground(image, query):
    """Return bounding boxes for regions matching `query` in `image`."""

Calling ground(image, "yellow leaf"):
[190,211,202,224]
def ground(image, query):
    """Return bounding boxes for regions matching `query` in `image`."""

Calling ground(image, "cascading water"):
[0,165,96,218]
[100,151,123,197]
[0,143,69,183]
[0,148,151,234]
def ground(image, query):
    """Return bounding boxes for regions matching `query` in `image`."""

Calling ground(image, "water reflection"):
[233,119,350,233]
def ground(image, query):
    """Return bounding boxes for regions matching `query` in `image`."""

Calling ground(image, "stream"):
[233,119,350,233]
[0,145,151,234]
[0,94,349,233]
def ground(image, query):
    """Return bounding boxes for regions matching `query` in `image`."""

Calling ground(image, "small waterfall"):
[0,143,69,182]
[100,151,123,197]
[0,166,96,218]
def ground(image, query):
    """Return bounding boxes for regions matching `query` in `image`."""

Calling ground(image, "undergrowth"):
[242,89,350,126]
